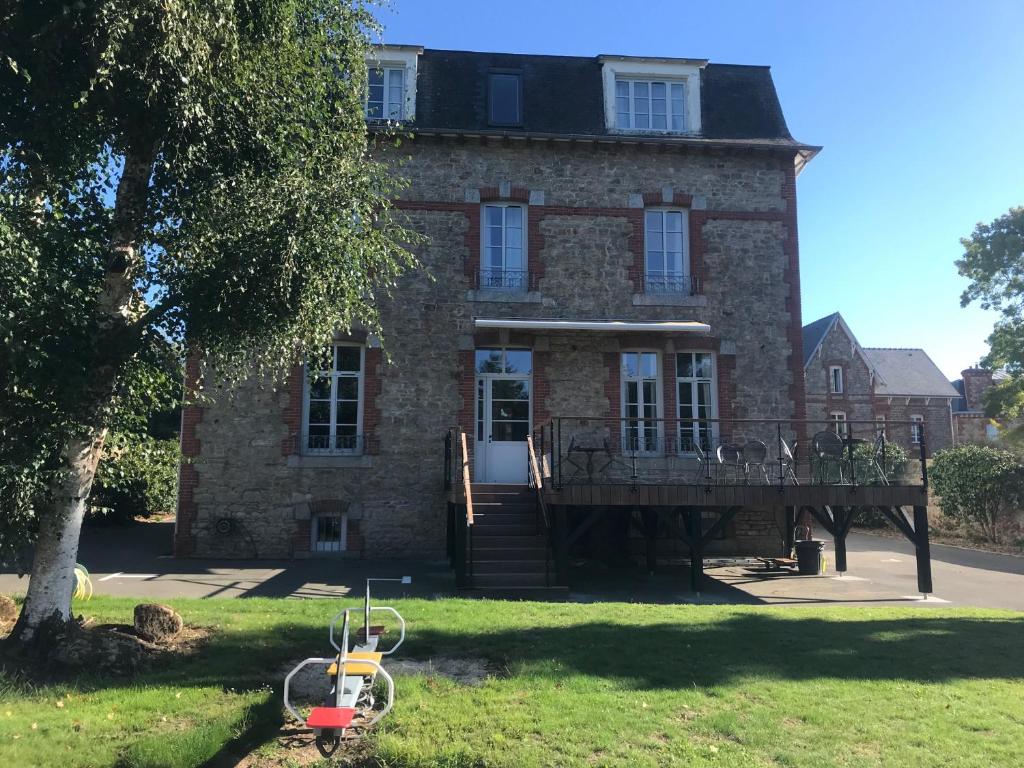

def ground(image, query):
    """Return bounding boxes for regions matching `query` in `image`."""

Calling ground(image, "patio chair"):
[716,443,745,484]
[690,440,714,483]
[742,440,771,484]
[811,430,847,484]
[866,433,891,485]
[777,437,799,485]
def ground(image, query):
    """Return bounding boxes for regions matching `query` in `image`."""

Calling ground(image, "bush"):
[929,445,1024,543]
[90,433,179,522]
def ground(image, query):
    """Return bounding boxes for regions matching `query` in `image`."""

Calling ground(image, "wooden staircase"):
[467,484,565,596]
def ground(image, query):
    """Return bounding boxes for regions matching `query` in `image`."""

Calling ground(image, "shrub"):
[929,445,1024,543]
[90,433,179,522]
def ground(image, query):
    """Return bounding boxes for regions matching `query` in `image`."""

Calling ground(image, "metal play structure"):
[283,576,411,757]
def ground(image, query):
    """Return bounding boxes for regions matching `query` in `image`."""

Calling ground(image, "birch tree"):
[0,0,415,652]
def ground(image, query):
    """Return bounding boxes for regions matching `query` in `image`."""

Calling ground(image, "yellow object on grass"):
[327,651,383,677]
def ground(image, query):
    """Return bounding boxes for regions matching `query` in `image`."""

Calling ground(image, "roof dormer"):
[364,44,422,123]
[598,55,706,136]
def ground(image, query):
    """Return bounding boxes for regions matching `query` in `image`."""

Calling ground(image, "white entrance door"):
[475,349,531,483]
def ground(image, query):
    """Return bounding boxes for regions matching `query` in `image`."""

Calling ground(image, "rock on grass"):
[133,604,183,643]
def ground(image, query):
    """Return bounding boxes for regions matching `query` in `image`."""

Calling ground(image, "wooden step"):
[472,559,548,574]
[473,512,538,526]
[470,483,530,493]
[473,546,548,560]
[472,524,539,537]
[471,572,550,588]
[472,534,547,548]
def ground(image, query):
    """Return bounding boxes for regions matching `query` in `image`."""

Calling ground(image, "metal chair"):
[691,440,713,484]
[811,430,846,484]
[866,433,891,485]
[716,443,745,484]
[777,437,800,485]
[742,440,770,484]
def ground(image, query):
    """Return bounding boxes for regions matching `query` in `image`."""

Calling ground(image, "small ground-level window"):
[312,513,346,553]
[911,415,924,445]
[829,411,848,438]
[829,365,844,394]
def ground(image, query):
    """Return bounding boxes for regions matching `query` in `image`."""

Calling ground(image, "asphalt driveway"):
[2,522,1023,609]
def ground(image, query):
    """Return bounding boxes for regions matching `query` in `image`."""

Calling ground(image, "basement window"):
[312,513,346,553]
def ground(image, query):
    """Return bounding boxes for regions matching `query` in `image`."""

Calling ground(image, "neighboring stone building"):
[803,312,958,454]
[951,368,1009,444]
[176,46,820,561]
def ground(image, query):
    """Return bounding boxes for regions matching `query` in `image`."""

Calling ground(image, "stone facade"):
[177,136,805,560]
[803,317,955,456]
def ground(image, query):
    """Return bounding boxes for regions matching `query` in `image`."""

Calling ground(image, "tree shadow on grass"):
[401,613,1024,689]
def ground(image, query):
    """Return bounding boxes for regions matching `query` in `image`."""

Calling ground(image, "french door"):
[475,348,532,483]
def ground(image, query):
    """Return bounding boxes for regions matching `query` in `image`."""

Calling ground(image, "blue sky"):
[375,0,1024,379]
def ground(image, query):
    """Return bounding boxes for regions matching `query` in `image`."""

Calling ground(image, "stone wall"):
[178,137,802,559]
[804,320,876,434]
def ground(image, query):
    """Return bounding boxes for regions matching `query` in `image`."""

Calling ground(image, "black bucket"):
[795,540,826,575]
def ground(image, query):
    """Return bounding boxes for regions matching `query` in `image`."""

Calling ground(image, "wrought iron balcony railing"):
[475,269,538,292]
[644,272,700,295]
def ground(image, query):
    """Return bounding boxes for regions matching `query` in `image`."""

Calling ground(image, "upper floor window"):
[480,203,526,291]
[488,72,522,126]
[366,66,405,120]
[829,366,844,394]
[615,79,686,132]
[911,414,924,445]
[303,344,364,455]
[644,209,689,294]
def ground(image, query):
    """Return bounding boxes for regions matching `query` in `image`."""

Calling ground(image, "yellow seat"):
[326,651,384,677]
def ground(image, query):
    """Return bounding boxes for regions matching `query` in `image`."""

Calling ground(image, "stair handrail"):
[460,429,474,526]
[526,435,549,531]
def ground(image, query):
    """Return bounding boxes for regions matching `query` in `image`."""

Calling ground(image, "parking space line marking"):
[98,572,123,581]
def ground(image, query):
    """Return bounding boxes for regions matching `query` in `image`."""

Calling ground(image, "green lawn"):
[1,598,1023,767]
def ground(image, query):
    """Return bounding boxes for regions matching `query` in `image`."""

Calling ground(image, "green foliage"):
[91,433,179,522]
[0,2,418,566]
[930,444,1024,543]
[958,206,1024,421]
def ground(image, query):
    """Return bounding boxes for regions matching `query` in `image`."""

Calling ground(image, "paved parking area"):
[2,523,1022,610]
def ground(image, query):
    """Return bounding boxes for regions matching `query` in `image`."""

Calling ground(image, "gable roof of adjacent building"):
[394,48,819,161]
[862,348,960,399]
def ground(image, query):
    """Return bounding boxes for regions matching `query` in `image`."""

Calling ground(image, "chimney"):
[961,368,994,411]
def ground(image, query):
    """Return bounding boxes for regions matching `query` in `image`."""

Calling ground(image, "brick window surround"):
[292,499,363,556]
[281,333,382,457]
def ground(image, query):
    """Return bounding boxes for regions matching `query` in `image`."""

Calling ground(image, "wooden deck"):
[541,482,926,508]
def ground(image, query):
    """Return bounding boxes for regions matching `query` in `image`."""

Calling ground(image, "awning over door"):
[473,318,711,334]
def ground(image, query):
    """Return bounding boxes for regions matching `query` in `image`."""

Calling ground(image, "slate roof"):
[863,349,960,398]
[411,49,816,152]
[801,312,840,366]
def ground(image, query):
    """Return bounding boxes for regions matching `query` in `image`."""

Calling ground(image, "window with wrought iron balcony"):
[642,208,698,297]
[474,202,539,296]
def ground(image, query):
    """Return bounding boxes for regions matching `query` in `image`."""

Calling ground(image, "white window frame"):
[675,352,718,455]
[911,415,924,445]
[614,78,687,132]
[829,411,848,438]
[365,65,406,121]
[620,350,663,455]
[311,512,347,553]
[600,57,704,134]
[829,365,844,394]
[644,208,690,294]
[302,344,365,456]
[480,203,527,291]
[364,46,420,122]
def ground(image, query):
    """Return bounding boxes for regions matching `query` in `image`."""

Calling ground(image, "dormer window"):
[599,55,705,135]
[366,65,405,120]
[488,72,522,127]
[616,79,685,131]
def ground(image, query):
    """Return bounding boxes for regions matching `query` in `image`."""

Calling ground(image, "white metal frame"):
[480,203,527,289]
[676,351,718,455]
[621,350,663,456]
[302,344,365,456]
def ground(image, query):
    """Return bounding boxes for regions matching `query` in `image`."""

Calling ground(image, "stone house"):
[175,46,822,563]
[951,368,1009,444]
[802,312,959,455]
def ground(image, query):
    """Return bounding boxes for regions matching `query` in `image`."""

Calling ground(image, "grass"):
[1,598,1023,767]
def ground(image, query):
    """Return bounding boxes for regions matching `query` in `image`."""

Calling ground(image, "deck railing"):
[534,416,929,491]
[445,427,475,587]
[526,434,552,587]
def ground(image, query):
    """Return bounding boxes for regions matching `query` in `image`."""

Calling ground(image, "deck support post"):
[686,509,703,594]
[554,505,568,585]
[784,506,796,555]
[641,507,658,574]
[913,505,933,596]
